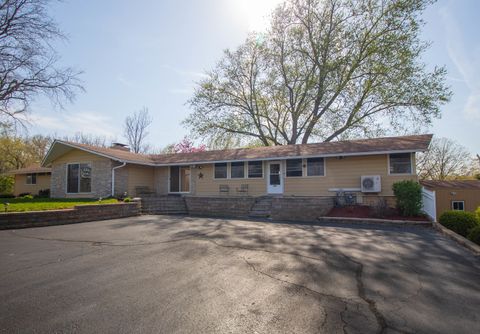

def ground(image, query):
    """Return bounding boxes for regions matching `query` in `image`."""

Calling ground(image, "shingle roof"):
[420,180,480,190]
[7,165,52,175]
[49,134,432,166]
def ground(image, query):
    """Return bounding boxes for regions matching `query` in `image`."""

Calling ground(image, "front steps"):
[141,196,188,215]
[249,196,273,218]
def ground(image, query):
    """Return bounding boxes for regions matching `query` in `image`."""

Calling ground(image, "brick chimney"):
[110,143,130,152]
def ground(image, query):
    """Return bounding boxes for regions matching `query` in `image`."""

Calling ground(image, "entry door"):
[169,166,190,193]
[267,161,283,194]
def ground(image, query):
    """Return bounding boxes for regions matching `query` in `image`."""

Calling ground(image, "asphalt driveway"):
[1,216,479,333]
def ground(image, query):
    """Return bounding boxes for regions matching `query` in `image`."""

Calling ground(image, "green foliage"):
[392,180,422,216]
[476,207,480,221]
[439,211,479,238]
[467,226,480,245]
[185,0,450,145]
[0,176,14,195]
[22,195,33,199]
[0,197,118,213]
[123,197,132,203]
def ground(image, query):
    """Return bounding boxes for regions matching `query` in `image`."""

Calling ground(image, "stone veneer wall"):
[183,196,334,221]
[51,160,114,198]
[270,196,334,221]
[184,196,256,218]
[0,203,140,230]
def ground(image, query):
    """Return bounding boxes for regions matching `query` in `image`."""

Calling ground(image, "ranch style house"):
[40,134,431,209]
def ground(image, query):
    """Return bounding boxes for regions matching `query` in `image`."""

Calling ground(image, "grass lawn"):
[0,197,118,213]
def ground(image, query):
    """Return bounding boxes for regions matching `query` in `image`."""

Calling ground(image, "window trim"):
[388,153,414,175]
[451,200,465,211]
[247,160,263,179]
[230,161,246,179]
[25,173,37,185]
[305,157,326,177]
[286,159,303,178]
[65,162,93,194]
[213,162,228,180]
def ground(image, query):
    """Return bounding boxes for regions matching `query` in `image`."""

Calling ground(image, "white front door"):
[267,161,283,194]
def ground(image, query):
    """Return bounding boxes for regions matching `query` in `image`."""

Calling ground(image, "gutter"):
[111,162,127,197]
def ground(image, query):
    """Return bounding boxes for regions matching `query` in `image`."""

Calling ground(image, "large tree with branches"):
[0,0,83,126]
[185,0,450,147]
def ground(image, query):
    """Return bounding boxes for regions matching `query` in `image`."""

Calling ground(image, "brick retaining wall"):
[0,203,141,230]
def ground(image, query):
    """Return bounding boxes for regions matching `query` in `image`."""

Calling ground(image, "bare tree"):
[417,137,475,180]
[123,107,152,153]
[0,0,83,126]
[62,132,108,147]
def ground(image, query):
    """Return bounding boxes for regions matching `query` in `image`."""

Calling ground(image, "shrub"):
[0,194,15,199]
[439,211,479,237]
[0,175,14,195]
[18,192,31,197]
[468,226,480,245]
[476,207,480,221]
[37,189,50,197]
[392,180,422,216]
[123,197,132,203]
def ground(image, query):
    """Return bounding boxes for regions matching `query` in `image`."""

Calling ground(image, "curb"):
[432,222,480,256]
[317,216,432,227]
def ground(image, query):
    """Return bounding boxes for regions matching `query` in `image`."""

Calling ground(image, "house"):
[7,165,52,197]
[420,180,480,221]
[41,134,431,208]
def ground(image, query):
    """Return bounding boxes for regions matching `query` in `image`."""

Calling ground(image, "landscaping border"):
[432,221,480,256]
[0,202,141,230]
[317,216,432,227]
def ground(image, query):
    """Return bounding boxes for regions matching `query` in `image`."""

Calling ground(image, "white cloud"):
[30,112,117,138]
[160,64,208,79]
[440,5,480,120]
[116,74,134,88]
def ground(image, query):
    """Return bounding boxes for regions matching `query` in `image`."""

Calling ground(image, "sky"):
[25,0,480,154]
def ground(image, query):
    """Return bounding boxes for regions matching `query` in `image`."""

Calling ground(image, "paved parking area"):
[1,215,480,333]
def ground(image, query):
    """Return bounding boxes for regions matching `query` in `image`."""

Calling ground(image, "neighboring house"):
[41,134,432,207]
[420,180,480,221]
[7,166,52,196]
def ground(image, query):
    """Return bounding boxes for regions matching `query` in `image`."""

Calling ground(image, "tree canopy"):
[185,0,450,147]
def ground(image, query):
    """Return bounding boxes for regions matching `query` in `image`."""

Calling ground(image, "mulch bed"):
[327,205,429,221]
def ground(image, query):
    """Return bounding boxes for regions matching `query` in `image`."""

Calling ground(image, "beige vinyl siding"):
[53,149,111,164]
[14,174,51,196]
[194,163,267,196]
[126,164,155,196]
[192,154,417,197]
[154,167,169,195]
[284,154,416,196]
[433,188,480,219]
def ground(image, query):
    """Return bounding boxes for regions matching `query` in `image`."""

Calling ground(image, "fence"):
[421,187,436,221]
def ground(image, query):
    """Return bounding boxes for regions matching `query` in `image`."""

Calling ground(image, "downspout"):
[112,162,127,197]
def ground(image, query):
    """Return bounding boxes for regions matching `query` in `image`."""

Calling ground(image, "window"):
[286,159,303,177]
[26,173,37,185]
[452,201,465,211]
[248,161,263,178]
[231,162,245,178]
[389,153,412,174]
[67,163,91,193]
[214,163,228,179]
[307,158,325,176]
